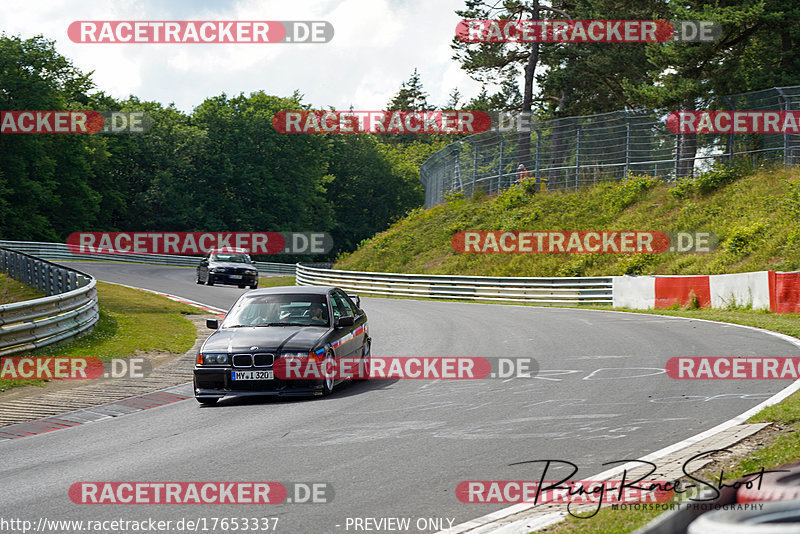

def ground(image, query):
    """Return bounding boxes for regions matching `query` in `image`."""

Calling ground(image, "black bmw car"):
[196,251,258,289]
[193,286,370,404]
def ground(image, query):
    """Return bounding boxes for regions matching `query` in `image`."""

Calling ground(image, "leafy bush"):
[605,174,661,212]
[724,221,766,256]
[780,179,800,218]
[671,164,742,199]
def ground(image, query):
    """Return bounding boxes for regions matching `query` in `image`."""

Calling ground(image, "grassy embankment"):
[337,165,800,277]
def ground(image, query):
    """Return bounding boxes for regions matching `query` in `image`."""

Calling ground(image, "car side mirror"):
[206,319,219,329]
[336,316,355,328]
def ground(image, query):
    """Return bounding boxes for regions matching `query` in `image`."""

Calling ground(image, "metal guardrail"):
[296,264,612,304]
[0,248,99,357]
[0,241,297,275]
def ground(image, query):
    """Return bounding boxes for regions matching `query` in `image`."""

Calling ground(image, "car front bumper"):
[209,273,258,285]
[193,367,324,397]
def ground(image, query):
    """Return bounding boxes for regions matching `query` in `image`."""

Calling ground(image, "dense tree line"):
[0,35,446,260]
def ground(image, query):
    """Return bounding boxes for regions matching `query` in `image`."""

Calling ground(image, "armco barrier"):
[296,264,613,304]
[0,248,98,356]
[298,265,800,312]
[0,240,296,275]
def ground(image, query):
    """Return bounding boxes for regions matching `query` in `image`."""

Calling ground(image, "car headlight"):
[197,353,228,365]
[282,351,310,359]
[208,268,217,273]
[246,270,257,275]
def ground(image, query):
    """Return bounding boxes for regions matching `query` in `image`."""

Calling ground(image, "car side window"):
[332,292,354,318]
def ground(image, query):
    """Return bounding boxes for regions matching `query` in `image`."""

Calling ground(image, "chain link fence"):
[420,86,800,208]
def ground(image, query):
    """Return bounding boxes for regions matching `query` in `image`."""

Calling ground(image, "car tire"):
[238,284,246,289]
[196,397,218,406]
[196,273,203,284]
[206,275,214,286]
[322,351,336,396]
[358,341,371,381]
[249,283,258,289]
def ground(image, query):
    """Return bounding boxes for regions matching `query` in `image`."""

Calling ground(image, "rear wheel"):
[249,282,258,289]
[238,284,246,289]
[358,341,371,380]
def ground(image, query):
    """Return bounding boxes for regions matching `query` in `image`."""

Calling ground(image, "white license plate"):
[231,370,273,381]
[229,274,242,279]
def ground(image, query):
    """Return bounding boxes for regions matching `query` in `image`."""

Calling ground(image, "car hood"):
[202,326,329,353]
[209,262,256,270]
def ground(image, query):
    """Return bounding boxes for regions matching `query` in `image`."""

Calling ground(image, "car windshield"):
[211,253,250,263]
[222,294,329,327]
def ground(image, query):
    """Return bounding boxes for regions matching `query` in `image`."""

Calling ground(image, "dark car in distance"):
[196,251,258,289]
[193,286,370,404]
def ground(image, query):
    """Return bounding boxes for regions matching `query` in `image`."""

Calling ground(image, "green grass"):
[336,165,800,277]
[258,275,295,288]
[0,281,199,392]
[0,273,44,304]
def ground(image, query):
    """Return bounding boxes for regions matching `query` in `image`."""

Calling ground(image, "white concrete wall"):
[709,271,771,310]
[612,276,655,309]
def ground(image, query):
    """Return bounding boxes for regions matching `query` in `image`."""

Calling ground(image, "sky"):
[0,0,501,113]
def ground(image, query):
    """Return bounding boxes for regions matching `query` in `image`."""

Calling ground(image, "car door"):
[337,290,367,355]
[330,291,358,360]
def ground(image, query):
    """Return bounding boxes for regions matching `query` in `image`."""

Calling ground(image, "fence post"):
[497,131,504,194]
[625,117,631,178]
[472,138,478,197]
[674,132,682,180]
[777,87,791,165]
[534,125,542,191]
[722,95,735,163]
[575,124,582,191]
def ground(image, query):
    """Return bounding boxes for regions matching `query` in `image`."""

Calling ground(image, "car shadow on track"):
[200,378,400,407]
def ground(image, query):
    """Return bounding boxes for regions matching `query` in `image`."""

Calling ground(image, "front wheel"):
[195,272,203,284]
[206,274,214,286]
[321,352,336,396]
[249,282,258,289]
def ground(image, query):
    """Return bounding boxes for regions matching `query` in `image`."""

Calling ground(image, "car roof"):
[244,285,335,296]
